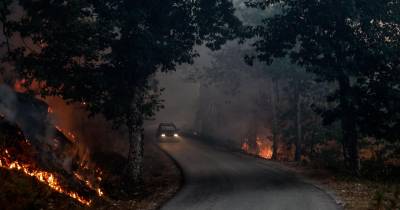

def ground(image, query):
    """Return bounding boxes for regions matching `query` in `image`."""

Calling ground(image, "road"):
[159,136,341,210]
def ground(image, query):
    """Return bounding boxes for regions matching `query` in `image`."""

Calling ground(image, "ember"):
[54,123,105,197]
[0,149,92,206]
[55,126,77,142]
[74,171,104,197]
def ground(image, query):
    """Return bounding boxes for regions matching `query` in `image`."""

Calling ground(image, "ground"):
[282,162,400,210]
[0,140,182,210]
[160,136,339,210]
[103,141,182,210]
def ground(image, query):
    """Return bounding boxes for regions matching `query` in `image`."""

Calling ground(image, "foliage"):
[246,0,400,172]
[371,185,400,210]
[1,0,242,183]
[2,0,242,129]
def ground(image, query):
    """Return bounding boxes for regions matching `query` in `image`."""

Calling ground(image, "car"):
[156,123,180,141]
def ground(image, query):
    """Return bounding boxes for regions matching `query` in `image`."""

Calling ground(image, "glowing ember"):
[0,150,92,206]
[73,172,104,197]
[54,124,105,197]
[14,79,27,93]
[55,126,77,141]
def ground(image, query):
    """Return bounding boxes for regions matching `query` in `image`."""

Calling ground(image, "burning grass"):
[0,116,182,209]
[0,168,86,210]
[0,117,105,208]
[0,149,92,206]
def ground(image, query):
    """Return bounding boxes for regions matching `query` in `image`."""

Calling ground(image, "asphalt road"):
[159,136,341,210]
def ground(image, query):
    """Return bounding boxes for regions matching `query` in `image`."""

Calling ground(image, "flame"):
[241,137,273,159]
[55,126,77,142]
[0,149,92,206]
[14,79,27,93]
[54,124,105,197]
[255,138,273,159]
[73,171,104,197]
[241,142,249,151]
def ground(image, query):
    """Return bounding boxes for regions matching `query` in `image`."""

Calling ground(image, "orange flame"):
[255,138,273,159]
[0,150,92,206]
[241,137,273,159]
[73,172,104,197]
[241,142,249,151]
[54,124,105,197]
[55,126,77,142]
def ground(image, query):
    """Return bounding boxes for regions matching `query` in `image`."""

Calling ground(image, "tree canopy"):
[1,0,242,183]
[246,0,400,173]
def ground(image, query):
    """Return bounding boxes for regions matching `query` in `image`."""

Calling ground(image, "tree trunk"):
[295,90,302,162]
[126,125,144,186]
[338,75,360,175]
[271,79,279,160]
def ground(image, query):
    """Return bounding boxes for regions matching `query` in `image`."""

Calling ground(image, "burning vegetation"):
[0,82,183,209]
[0,149,92,206]
[0,86,106,207]
[241,136,273,160]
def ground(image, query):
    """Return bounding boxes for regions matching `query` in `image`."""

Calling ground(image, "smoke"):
[0,82,129,173]
[0,84,52,142]
[154,42,275,147]
[0,84,17,121]
[45,97,129,157]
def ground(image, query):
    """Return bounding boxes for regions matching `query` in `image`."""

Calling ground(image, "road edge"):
[232,151,344,210]
[153,141,185,210]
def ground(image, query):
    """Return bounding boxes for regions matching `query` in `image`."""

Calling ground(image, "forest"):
[0,0,399,209]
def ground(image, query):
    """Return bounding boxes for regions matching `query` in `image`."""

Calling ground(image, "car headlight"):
[161,133,166,137]
[174,133,179,137]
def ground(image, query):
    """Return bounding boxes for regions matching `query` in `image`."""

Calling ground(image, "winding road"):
[159,135,341,210]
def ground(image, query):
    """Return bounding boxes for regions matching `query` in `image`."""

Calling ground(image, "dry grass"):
[0,141,182,210]
[282,162,400,210]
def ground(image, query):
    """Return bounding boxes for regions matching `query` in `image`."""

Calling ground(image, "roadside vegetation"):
[190,1,400,209]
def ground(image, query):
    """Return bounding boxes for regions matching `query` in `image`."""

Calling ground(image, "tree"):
[246,0,400,174]
[1,0,242,185]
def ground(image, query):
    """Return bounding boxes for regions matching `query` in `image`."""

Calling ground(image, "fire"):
[73,171,104,197]
[54,124,105,197]
[241,142,249,151]
[241,137,273,159]
[14,79,27,93]
[0,150,92,206]
[256,138,273,159]
[55,126,77,141]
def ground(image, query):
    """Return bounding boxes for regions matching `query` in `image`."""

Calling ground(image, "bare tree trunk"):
[126,125,144,185]
[271,79,279,160]
[295,90,302,162]
[339,75,360,175]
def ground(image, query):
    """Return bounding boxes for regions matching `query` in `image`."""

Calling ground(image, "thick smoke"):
[0,84,17,121]
[0,84,52,143]
[154,43,273,146]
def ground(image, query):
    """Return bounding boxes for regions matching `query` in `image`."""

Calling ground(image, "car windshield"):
[160,125,176,131]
